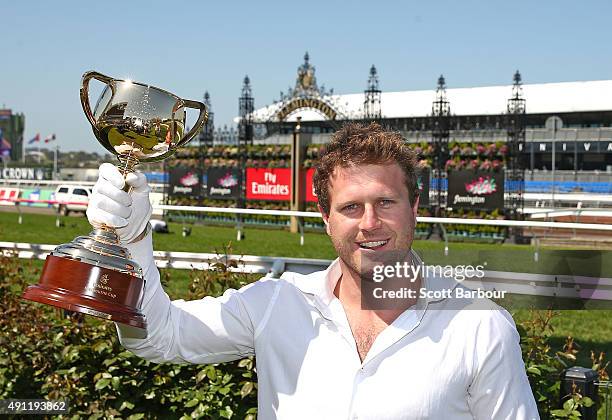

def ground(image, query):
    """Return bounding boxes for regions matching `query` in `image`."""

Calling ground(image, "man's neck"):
[333,259,422,325]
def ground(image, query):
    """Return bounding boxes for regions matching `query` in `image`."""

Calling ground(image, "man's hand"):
[87,163,152,244]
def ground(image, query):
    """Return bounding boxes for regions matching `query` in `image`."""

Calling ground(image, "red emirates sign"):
[246,168,291,201]
[305,168,318,202]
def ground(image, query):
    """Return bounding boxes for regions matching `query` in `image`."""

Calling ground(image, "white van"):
[52,184,92,216]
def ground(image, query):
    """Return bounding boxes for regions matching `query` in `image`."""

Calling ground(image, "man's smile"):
[356,238,390,250]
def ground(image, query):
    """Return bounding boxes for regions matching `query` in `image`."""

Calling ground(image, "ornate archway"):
[252,53,352,131]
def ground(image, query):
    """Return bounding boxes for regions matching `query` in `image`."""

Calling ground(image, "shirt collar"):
[281,257,341,305]
[283,248,455,308]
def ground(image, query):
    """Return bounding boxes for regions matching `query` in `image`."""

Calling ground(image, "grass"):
[2,212,611,276]
[0,212,336,259]
[512,308,612,368]
[7,211,612,370]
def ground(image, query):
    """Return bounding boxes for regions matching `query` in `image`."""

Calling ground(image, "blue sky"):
[3,0,612,152]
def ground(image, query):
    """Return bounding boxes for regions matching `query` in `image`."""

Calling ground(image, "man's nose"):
[359,204,382,231]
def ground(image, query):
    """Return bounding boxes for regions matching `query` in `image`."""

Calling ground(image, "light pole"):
[53,145,59,179]
[546,116,563,209]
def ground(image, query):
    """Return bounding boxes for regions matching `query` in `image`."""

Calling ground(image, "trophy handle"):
[179,100,209,143]
[80,71,114,128]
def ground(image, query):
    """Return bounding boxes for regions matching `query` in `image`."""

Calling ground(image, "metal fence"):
[599,380,612,420]
[560,367,611,419]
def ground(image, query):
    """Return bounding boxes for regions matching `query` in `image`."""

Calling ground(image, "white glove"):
[87,163,152,244]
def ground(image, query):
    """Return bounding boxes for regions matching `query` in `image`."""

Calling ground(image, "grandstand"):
[240,55,612,174]
[526,180,611,194]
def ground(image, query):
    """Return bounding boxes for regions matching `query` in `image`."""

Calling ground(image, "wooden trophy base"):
[22,231,147,329]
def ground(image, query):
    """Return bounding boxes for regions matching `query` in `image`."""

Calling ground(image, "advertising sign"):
[417,168,430,207]
[0,167,50,181]
[527,140,612,154]
[305,168,318,203]
[206,167,241,199]
[169,167,201,196]
[246,168,291,201]
[447,170,504,210]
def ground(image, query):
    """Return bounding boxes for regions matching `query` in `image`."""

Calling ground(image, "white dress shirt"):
[118,233,539,419]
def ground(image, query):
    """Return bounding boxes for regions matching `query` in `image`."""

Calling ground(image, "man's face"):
[319,163,419,278]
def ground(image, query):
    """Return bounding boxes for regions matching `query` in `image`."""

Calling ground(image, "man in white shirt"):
[88,123,539,419]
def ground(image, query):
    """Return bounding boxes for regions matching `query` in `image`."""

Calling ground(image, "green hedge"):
[1,256,258,419]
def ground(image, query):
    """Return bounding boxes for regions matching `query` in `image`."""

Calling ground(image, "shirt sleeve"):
[115,232,280,364]
[467,308,540,420]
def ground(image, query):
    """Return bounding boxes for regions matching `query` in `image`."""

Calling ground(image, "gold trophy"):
[22,71,208,329]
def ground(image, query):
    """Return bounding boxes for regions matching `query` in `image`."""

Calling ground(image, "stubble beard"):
[331,236,363,280]
[331,233,416,283]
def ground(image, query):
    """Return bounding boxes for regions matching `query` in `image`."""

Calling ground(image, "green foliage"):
[551,391,594,419]
[0,254,257,419]
[518,309,609,418]
[519,309,566,414]
[171,144,291,168]
[442,209,507,242]
[2,252,610,418]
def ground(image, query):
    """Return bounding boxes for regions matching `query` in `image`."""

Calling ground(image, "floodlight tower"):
[239,76,254,146]
[236,76,254,237]
[195,92,214,207]
[431,75,451,215]
[200,91,214,147]
[506,70,527,225]
[364,65,382,121]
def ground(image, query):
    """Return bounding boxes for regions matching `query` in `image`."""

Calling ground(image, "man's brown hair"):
[313,122,420,215]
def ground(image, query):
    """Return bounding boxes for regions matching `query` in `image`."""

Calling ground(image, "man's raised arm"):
[87,163,279,364]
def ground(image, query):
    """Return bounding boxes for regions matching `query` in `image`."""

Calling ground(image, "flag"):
[28,133,40,144]
[44,133,56,143]
[0,138,11,157]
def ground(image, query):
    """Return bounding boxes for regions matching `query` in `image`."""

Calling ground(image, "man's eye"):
[380,200,394,208]
[342,204,358,212]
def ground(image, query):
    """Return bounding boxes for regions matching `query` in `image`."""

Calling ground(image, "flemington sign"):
[169,167,243,199]
[277,98,337,121]
[447,170,505,210]
[0,167,49,181]
[169,168,202,196]
[206,168,241,199]
[272,53,339,122]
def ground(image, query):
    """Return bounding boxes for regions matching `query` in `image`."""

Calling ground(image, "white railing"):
[3,200,611,255]
[5,200,612,236]
[524,192,612,204]
[155,204,612,231]
[154,205,612,256]
[2,241,611,301]
[1,180,610,203]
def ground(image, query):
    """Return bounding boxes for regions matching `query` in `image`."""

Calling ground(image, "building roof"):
[251,80,612,122]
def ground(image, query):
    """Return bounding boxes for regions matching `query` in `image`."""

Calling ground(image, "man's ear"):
[411,194,420,224]
[317,204,331,236]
